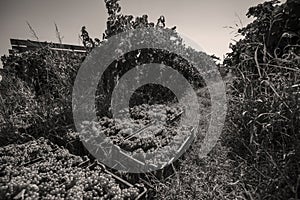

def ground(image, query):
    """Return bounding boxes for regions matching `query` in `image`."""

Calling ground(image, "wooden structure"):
[9,39,87,55]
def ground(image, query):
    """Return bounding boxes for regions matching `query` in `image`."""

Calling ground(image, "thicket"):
[0,49,84,149]
[224,0,300,199]
[0,0,212,149]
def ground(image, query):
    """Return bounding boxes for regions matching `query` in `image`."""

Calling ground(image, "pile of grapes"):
[128,104,183,123]
[0,138,142,200]
[81,104,193,166]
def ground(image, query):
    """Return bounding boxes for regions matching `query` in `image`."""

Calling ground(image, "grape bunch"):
[0,139,142,200]
[0,137,57,166]
[83,104,190,153]
[128,104,183,123]
[79,104,192,167]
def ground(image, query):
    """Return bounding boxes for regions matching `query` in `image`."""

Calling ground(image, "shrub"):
[224,0,300,199]
[0,48,84,147]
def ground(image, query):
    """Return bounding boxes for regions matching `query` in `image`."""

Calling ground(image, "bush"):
[0,48,85,148]
[224,0,300,199]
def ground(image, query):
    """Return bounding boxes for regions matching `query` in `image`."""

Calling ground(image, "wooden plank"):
[10,39,86,51]
[49,43,86,51]
[51,47,86,53]
[11,46,86,55]
[10,39,45,48]
[12,46,38,53]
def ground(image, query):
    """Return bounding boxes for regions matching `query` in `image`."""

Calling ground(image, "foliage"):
[0,48,84,149]
[224,0,300,199]
[77,0,213,118]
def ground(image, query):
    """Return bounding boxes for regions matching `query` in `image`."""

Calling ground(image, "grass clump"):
[223,0,300,199]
